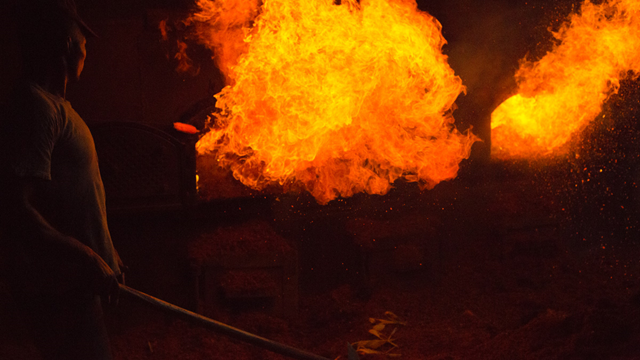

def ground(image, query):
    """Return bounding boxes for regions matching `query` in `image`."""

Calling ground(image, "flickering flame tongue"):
[491,0,640,160]
[192,0,478,204]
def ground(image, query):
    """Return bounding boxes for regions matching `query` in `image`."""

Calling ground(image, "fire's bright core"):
[491,0,640,160]
[192,0,478,204]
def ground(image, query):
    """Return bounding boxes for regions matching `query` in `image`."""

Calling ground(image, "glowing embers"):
[491,0,640,160]
[192,0,478,204]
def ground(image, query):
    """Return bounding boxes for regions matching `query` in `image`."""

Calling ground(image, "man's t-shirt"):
[0,82,120,292]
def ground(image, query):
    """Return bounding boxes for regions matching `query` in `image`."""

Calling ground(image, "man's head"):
[16,0,95,81]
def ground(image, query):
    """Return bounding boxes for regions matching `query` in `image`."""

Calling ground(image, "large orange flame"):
[491,0,640,160]
[185,0,261,82]
[192,0,478,204]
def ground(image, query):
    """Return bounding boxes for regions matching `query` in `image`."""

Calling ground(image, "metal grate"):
[91,122,196,214]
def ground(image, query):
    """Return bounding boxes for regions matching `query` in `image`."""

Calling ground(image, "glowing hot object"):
[491,0,640,159]
[192,0,477,204]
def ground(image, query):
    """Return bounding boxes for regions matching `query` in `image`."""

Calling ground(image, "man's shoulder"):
[25,83,66,116]
[2,83,65,128]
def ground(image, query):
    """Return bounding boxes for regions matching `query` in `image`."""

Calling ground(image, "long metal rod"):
[118,284,331,360]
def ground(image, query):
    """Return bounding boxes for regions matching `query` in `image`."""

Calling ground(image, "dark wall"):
[0,0,20,103]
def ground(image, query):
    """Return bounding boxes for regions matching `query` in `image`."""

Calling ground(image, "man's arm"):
[4,176,119,301]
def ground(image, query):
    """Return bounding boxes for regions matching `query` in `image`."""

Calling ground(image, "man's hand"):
[86,251,120,305]
[115,249,127,286]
